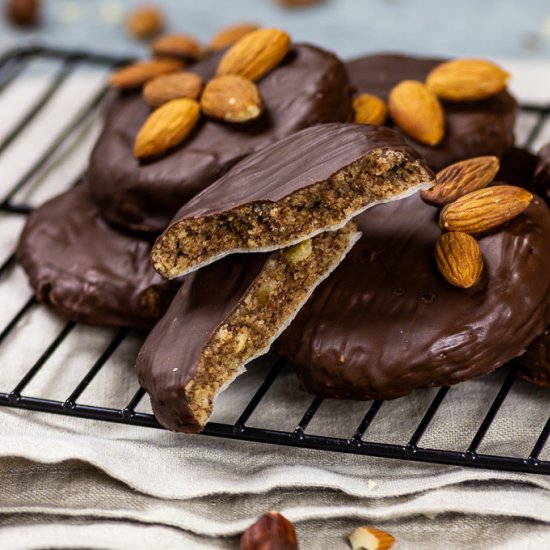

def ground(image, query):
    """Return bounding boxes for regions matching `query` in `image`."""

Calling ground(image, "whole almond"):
[439,185,533,234]
[151,33,202,62]
[201,75,263,122]
[353,94,387,126]
[216,28,291,82]
[426,59,510,102]
[143,72,204,107]
[421,156,500,206]
[240,512,297,550]
[134,98,200,159]
[435,232,483,289]
[6,0,40,27]
[109,59,183,90]
[388,80,444,146]
[126,5,164,39]
[209,23,260,51]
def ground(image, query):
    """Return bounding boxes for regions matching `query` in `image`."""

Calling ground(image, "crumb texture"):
[153,149,428,277]
[184,223,357,427]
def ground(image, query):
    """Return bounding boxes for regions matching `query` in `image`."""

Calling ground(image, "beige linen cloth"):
[0,57,548,549]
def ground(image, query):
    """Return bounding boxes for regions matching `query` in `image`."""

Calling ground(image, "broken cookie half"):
[136,222,360,433]
[151,123,435,279]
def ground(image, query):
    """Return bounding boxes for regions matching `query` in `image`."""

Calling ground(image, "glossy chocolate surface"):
[16,183,180,328]
[346,53,517,171]
[88,44,353,233]
[168,123,430,220]
[278,192,550,400]
[136,253,269,432]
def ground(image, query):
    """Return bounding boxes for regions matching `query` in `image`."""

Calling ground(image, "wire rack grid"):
[0,46,548,475]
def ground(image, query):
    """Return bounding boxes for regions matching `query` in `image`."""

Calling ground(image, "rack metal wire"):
[0,46,548,475]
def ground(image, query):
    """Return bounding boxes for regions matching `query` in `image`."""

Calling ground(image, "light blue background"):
[1,0,550,60]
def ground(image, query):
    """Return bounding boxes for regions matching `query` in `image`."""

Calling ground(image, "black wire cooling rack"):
[0,46,548,476]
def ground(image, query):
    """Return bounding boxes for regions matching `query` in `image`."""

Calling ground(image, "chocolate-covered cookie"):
[346,54,517,171]
[88,44,353,233]
[137,223,360,432]
[517,331,550,388]
[17,184,180,328]
[277,192,550,400]
[496,147,538,189]
[152,123,434,279]
[511,145,550,388]
[534,143,550,203]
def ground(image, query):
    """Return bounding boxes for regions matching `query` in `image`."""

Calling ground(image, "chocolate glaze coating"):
[516,144,550,387]
[88,44,353,233]
[496,147,538,190]
[17,184,180,328]
[278,192,550,400]
[534,143,550,203]
[346,54,517,171]
[168,123,430,220]
[136,253,270,432]
[517,330,550,388]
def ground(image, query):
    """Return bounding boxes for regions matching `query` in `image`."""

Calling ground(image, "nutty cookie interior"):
[152,149,430,279]
[182,222,358,429]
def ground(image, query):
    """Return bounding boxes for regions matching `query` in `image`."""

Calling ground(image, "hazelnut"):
[240,512,298,549]
[5,0,40,27]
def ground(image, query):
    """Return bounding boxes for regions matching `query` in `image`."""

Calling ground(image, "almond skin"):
[353,94,387,126]
[209,23,260,50]
[426,59,510,102]
[134,98,200,159]
[201,75,263,122]
[421,156,500,206]
[216,28,291,82]
[126,6,164,39]
[6,0,40,27]
[439,185,533,234]
[435,232,483,289]
[388,80,445,146]
[143,72,204,108]
[151,33,202,62]
[240,512,298,550]
[349,526,396,550]
[109,59,183,90]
